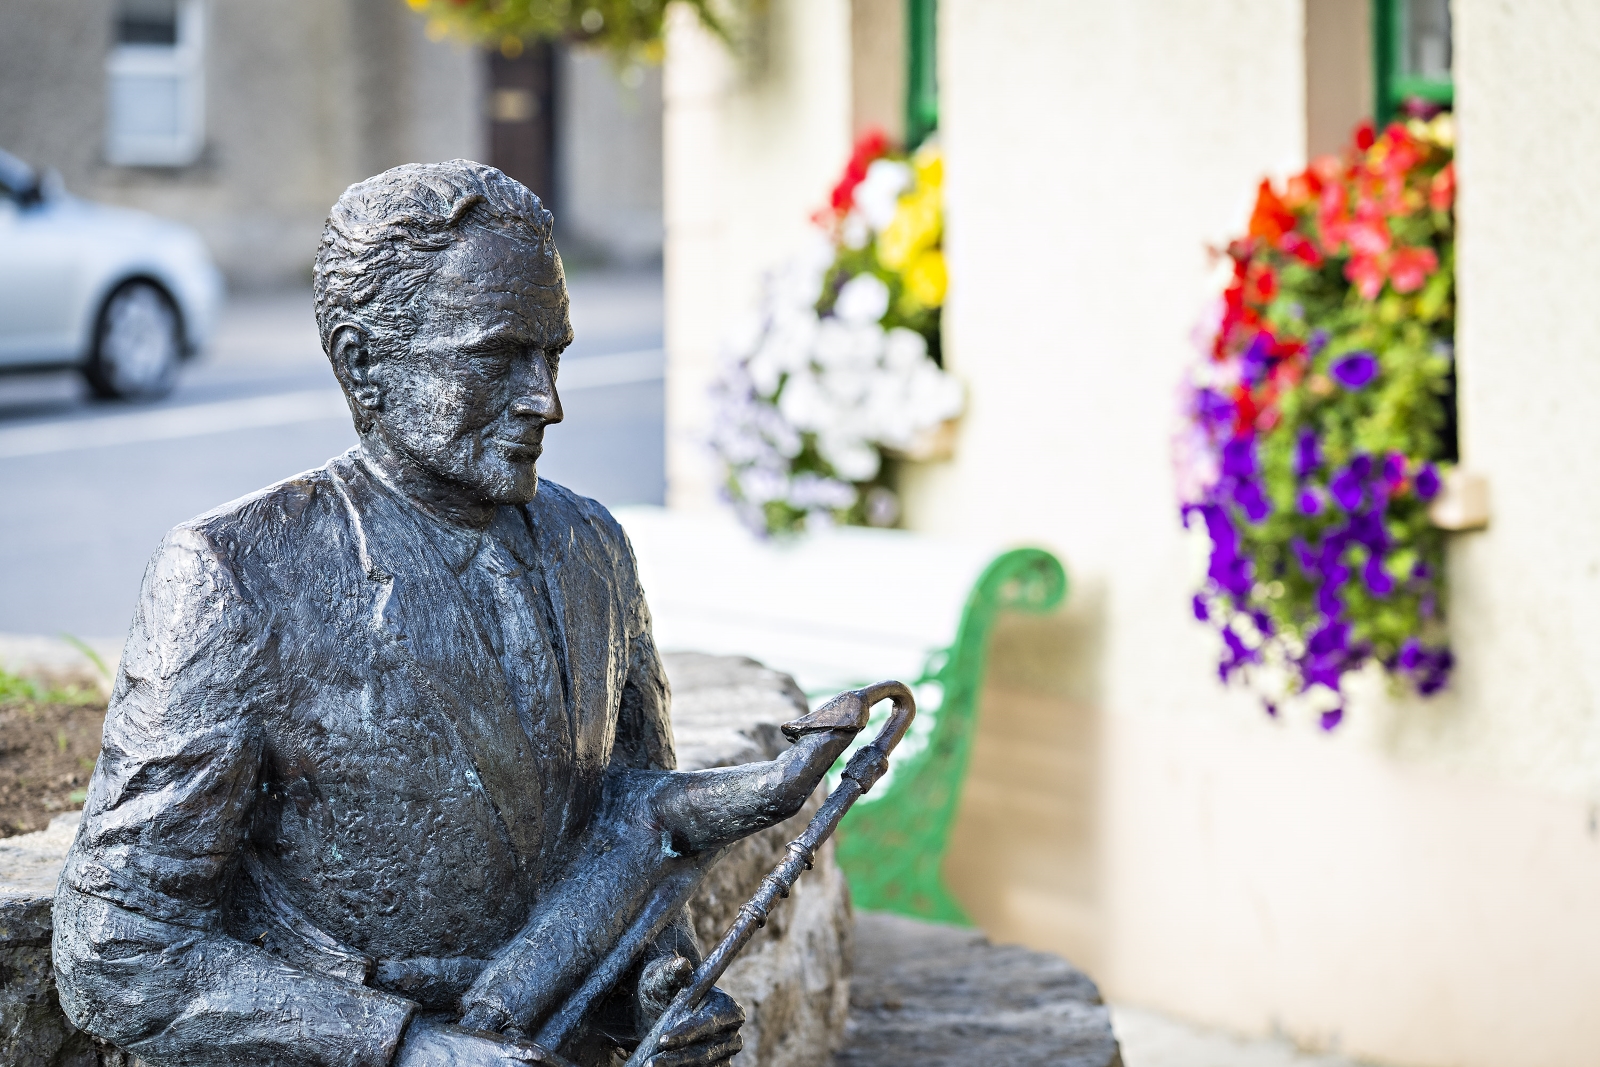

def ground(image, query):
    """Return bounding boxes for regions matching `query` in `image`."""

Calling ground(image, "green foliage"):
[404,0,756,68]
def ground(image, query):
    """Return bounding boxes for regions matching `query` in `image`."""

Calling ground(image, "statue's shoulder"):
[170,461,351,582]
[528,479,630,556]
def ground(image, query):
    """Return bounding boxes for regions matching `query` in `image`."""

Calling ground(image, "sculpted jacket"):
[52,450,678,1067]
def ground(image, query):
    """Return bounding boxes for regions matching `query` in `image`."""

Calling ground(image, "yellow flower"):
[406,0,428,10]
[912,143,942,190]
[877,188,941,271]
[903,248,947,308]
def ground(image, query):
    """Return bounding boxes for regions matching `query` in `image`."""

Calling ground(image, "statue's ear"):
[330,323,382,417]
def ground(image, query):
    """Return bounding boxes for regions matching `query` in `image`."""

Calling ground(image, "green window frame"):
[905,0,937,148]
[1374,0,1454,125]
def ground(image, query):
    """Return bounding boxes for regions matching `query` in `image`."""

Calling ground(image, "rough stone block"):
[835,911,1121,1067]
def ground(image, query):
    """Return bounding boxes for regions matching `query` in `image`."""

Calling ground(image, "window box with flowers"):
[711,132,963,537]
[1175,112,1457,726]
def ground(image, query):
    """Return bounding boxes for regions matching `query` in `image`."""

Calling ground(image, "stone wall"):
[0,652,850,1067]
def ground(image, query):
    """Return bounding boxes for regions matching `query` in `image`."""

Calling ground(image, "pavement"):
[0,268,665,639]
[1111,1006,1374,1067]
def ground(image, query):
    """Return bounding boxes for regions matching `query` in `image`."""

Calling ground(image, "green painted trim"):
[1373,0,1398,125]
[905,0,938,148]
[834,547,1068,924]
[1374,0,1454,125]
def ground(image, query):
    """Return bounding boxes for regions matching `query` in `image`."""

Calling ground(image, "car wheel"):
[85,280,183,400]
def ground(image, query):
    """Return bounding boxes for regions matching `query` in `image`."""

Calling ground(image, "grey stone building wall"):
[0,0,484,289]
[555,50,665,267]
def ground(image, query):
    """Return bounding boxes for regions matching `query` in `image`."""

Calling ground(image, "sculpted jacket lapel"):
[328,452,546,865]
[522,489,628,845]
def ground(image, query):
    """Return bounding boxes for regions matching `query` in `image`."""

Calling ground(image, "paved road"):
[0,270,665,640]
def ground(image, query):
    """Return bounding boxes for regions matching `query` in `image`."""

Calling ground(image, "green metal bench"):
[613,506,1067,925]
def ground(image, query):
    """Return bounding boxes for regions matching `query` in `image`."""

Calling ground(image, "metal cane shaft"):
[624,682,914,1067]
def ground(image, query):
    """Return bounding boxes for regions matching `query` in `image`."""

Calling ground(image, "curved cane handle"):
[836,681,915,796]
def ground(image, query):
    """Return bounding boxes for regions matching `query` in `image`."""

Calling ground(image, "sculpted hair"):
[313,159,570,374]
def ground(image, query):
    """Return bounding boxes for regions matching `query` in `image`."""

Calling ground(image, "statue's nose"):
[511,352,564,424]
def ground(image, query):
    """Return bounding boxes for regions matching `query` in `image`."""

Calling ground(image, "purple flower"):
[1218,625,1260,682]
[1347,509,1389,552]
[1308,329,1330,355]
[1194,388,1234,431]
[1298,488,1324,516]
[1330,466,1364,510]
[1241,333,1273,384]
[1192,594,1210,622]
[1363,554,1394,597]
[1221,435,1258,479]
[1294,430,1321,480]
[1331,351,1378,390]
[1397,637,1424,671]
[1307,619,1351,657]
[1415,463,1442,500]
[1292,538,1318,572]
[1234,479,1271,523]
[1382,452,1406,487]
[1264,701,1279,718]
[1320,707,1345,730]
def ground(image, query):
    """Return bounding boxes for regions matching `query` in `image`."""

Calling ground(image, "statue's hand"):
[396,1016,563,1067]
[636,956,744,1067]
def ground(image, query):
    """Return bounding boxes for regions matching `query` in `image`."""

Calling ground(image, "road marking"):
[558,347,663,390]
[0,349,664,459]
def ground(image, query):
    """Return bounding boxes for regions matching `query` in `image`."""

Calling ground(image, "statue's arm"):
[51,528,417,1067]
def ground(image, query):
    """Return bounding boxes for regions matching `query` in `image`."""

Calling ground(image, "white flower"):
[882,327,927,372]
[834,273,891,326]
[818,433,881,482]
[905,361,964,425]
[853,160,912,231]
[777,369,830,432]
[788,472,857,510]
[738,463,788,504]
[840,211,870,251]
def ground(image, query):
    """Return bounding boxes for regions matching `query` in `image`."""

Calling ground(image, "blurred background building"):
[660,3,1600,1066]
[0,0,664,288]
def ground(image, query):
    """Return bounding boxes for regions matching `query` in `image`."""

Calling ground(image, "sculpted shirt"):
[53,451,677,1067]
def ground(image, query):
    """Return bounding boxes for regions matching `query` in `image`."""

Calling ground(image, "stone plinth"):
[0,652,850,1067]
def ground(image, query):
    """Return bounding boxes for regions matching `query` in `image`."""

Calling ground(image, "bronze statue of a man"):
[51,161,828,1067]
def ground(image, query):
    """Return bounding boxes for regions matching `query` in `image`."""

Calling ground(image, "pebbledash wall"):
[662,2,1600,1065]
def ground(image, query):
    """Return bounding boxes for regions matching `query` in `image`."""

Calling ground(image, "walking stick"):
[621,680,916,1067]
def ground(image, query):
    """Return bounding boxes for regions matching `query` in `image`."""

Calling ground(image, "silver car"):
[0,147,223,400]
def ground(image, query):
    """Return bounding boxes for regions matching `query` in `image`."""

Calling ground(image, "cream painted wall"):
[663,0,853,509]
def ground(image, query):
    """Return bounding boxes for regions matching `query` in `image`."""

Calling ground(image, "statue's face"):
[371,228,570,506]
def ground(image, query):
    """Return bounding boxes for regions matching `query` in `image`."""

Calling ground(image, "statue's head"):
[314,160,572,508]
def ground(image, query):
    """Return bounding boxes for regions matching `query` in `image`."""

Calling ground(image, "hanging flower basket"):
[711,132,964,537]
[403,0,741,65]
[1175,112,1457,727]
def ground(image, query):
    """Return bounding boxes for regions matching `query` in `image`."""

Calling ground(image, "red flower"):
[1353,121,1376,151]
[1429,162,1455,212]
[1388,246,1439,293]
[828,128,890,215]
[1248,179,1296,244]
[1233,384,1260,433]
[1281,231,1323,266]
[1346,254,1388,300]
